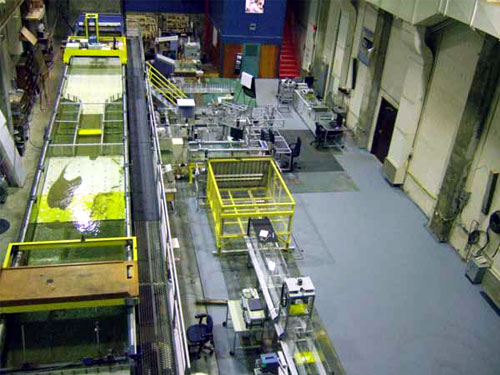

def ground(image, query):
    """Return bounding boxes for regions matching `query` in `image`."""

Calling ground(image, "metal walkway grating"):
[128,36,175,375]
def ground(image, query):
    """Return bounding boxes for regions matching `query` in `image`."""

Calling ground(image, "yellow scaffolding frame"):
[206,157,295,253]
[0,237,138,313]
[63,13,127,64]
[84,13,100,41]
[63,35,128,65]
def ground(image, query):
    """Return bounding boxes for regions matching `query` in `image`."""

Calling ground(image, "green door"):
[241,43,260,77]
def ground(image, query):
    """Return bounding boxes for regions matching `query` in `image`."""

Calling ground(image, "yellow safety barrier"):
[146,62,187,105]
[206,157,295,253]
[2,236,137,268]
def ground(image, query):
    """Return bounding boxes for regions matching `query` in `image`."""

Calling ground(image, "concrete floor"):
[174,78,500,375]
[256,79,500,375]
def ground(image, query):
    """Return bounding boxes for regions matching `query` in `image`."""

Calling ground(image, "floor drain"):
[0,219,10,234]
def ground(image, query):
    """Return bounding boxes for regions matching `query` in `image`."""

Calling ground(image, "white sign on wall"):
[212,26,218,47]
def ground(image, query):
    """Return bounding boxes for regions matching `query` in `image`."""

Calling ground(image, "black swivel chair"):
[289,137,302,171]
[269,129,276,144]
[186,313,214,360]
[260,128,267,141]
[310,122,326,148]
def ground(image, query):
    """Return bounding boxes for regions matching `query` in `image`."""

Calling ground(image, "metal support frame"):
[246,234,330,375]
[206,157,295,252]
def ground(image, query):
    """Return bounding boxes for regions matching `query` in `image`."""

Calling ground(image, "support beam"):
[429,36,500,242]
[356,9,392,148]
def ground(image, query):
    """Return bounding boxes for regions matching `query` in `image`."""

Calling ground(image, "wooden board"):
[259,44,279,78]
[20,26,38,46]
[0,261,139,307]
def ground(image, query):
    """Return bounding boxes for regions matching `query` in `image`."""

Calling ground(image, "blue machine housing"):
[75,14,125,37]
[260,353,280,374]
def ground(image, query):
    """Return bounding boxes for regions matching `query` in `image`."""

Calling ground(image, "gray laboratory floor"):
[293,145,500,375]
[254,79,500,375]
[177,78,500,375]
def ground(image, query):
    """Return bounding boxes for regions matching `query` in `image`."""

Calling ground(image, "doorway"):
[371,97,397,163]
[241,43,260,77]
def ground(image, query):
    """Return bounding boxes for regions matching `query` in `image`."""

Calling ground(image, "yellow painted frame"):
[63,36,128,65]
[3,236,137,269]
[146,62,187,105]
[0,237,137,313]
[206,157,295,252]
[84,13,100,41]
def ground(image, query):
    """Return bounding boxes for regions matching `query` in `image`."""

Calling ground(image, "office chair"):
[186,313,214,360]
[260,128,267,141]
[289,137,302,171]
[269,129,276,144]
[310,123,326,148]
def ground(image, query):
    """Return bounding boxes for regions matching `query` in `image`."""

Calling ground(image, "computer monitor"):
[230,126,244,141]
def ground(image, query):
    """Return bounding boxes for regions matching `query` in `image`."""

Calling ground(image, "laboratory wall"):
[377,19,408,105]
[123,0,204,14]
[67,0,121,20]
[289,0,318,72]
[291,0,500,291]
[403,24,483,217]
[326,6,354,105]
[449,83,500,274]
[345,2,378,132]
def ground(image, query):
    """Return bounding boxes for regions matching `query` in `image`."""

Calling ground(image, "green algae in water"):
[5,307,128,367]
[47,166,82,210]
[91,192,125,221]
[28,220,126,265]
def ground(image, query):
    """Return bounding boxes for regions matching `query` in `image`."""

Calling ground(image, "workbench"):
[223,299,264,356]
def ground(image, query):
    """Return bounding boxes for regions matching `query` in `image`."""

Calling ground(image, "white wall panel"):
[449,85,500,272]
[404,24,483,216]
[379,20,408,104]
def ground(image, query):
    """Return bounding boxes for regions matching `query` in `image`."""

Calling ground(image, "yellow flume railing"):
[146,62,187,105]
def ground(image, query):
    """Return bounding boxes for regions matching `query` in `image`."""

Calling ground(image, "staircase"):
[279,21,300,78]
[146,62,187,106]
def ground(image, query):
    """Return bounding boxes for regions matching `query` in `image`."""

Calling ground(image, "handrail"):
[146,62,187,105]
[147,62,187,99]
[145,64,191,374]
[149,79,178,105]
[148,71,181,97]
